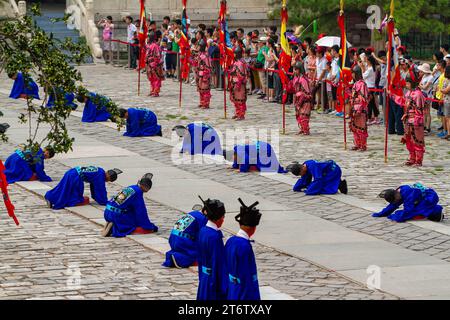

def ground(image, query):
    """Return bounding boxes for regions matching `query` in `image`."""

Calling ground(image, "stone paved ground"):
[1,63,449,299]
[0,138,394,300]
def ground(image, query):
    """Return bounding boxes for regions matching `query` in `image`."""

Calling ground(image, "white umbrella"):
[315,36,352,48]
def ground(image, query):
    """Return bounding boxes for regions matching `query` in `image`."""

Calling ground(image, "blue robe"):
[232,141,286,173]
[293,160,342,195]
[81,93,111,123]
[45,166,108,210]
[46,91,77,110]
[104,185,158,237]
[124,108,162,137]
[197,225,228,300]
[225,236,260,300]
[9,72,40,99]
[181,123,223,155]
[373,184,443,222]
[4,148,52,184]
[163,210,208,268]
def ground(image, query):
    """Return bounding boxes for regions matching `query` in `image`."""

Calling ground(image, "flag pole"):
[385,0,395,164]
[223,68,227,119]
[138,43,141,96]
[179,73,183,109]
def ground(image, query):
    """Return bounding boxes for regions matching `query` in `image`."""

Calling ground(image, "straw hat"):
[417,63,432,74]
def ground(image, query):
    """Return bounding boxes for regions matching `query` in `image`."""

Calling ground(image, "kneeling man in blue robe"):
[46,90,77,110]
[228,141,286,174]
[197,196,228,301]
[102,173,159,237]
[45,166,121,210]
[173,122,222,155]
[8,72,40,100]
[373,184,444,223]
[287,160,348,195]
[77,92,111,123]
[163,203,208,268]
[118,108,162,137]
[4,147,54,184]
[225,198,262,300]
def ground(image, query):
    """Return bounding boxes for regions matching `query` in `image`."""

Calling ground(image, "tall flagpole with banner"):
[279,0,291,135]
[337,0,352,150]
[137,0,148,96]
[385,0,396,163]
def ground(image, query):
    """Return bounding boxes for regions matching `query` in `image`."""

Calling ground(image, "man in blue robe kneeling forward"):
[373,183,444,223]
[225,198,262,300]
[118,108,162,137]
[287,160,348,195]
[102,173,159,237]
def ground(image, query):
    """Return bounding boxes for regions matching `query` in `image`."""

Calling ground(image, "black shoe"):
[257,95,266,100]
[428,211,444,222]
[338,179,348,194]
[438,126,444,131]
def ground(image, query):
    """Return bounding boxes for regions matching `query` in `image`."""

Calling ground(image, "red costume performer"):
[0,160,18,226]
[401,80,425,167]
[145,32,164,97]
[291,63,313,135]
[196,41,212,108]
[229,47,248,120]
[349,70,369,151]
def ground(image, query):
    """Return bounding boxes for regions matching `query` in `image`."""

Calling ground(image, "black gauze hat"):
[286,162,302,176]
[198,195,225,221]
[379,189,397,204]
[139,173,153,190]
[172,125,187,138]
[0,123,10,134]
[235,198,261,227]
[107,168,123,182]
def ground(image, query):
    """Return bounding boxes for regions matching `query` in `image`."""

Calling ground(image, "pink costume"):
[196,52,212,108]
[349,80,369,150]
[402,88,425,166]
[229,59,248,120]
[292,75,313,135]
[145,42,164,96]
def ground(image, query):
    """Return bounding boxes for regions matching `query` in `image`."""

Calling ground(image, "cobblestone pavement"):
[0,139,394,300]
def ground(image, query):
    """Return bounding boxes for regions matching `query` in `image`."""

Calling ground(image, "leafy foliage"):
[0,3,122,155]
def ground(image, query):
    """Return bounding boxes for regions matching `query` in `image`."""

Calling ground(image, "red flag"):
[0,160,18,226]
[138,0,148,70]
[218,0,234,69]
[179,31,191,80]
[278,1,291,104]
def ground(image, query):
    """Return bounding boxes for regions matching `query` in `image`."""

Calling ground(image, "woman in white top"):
[418,63,434,133]
[98,16,116,63]
[360,56,380,124]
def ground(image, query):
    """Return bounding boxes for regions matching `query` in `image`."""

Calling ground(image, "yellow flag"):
[280,0,291,56]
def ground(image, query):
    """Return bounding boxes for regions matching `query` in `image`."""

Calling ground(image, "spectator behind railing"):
[97,16,115,64]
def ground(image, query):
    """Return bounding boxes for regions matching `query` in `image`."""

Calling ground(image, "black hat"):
[107,168,123,182]
[198,39,207,52]
[198,195,225,221]
[286,162,302,176]
[172,125,187,138]
[293,62,303,70]
[44,145,55,158]
[235,198,261,227]
[118,108,127,118]
[234,46,243,60]
[378,189,397,204]
[139,173,153,190]
[0,123,10,134]
[148,31,156,43]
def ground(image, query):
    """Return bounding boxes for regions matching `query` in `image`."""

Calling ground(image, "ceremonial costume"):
[163,210,208,268]
[231,141,286,173]
[349,79,369,150]
[9,72,40,100]
[174,123,222,155]
[123,108,162,137]
[225,199,262,300]
[46,91,77,110]
[104,185,159,237]
[81,93,111,123]
[196,49,212,108]
[292,73,313,135]
[197,197,228,301]
[145,37,164,97]
[290,160,347,195]
[4,148,51,184]
[229,50,248,120]
[402,88,425,166]
[374,184,443,222]
[45,166,114,210]
[0,160,18,225]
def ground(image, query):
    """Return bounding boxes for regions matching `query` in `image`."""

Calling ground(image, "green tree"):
[0,3,123,154]
[271,0,450,37]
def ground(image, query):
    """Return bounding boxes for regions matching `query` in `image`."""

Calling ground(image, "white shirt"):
[316,57,327,81]
[363,67,376,88]
[127,23,137,43]
[206,220,219,231]
[420,74,433,97]
[236,229,250,240]
[331,57,340,84]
